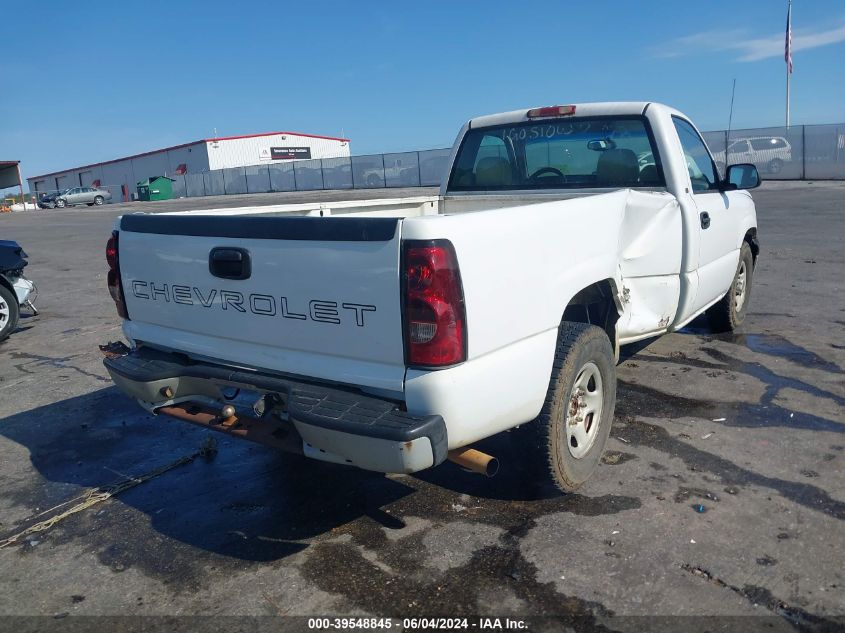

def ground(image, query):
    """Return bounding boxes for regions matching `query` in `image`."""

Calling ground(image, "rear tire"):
[520,322,616,492]
[0,284,20,343]
[706,242,754,332]
[768,158,783,174]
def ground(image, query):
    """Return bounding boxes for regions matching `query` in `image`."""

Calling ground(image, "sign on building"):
[271,147,312,160]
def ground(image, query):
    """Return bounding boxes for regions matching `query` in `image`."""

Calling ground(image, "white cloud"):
[653,22,845,62]
[652,29,748,58]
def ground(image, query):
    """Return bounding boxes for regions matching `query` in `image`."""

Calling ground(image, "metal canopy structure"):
[0,161,24,203]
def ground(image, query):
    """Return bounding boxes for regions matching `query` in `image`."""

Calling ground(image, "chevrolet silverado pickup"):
[103,102,760,491]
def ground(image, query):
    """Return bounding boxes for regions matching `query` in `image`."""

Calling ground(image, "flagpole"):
[786,63,791,128]
[786,0,792,128]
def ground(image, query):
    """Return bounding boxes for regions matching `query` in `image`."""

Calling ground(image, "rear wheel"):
[520,322,616,492]
[706,242,754,332]
[0,285,20,343]
[768,158,783,174]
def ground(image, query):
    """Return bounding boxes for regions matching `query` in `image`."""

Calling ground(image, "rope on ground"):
[0,436,218,549]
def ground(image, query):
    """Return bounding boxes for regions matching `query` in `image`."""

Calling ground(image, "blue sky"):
[4,0,844,186]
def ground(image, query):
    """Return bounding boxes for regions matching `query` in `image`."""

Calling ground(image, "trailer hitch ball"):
[221,404,237,419]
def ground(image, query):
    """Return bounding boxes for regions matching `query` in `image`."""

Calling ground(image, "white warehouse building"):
[28,131,350,201]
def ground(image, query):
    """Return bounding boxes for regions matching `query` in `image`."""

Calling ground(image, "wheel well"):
[744,228,759,265]
[0,275,14,296]
[561,280,619,345]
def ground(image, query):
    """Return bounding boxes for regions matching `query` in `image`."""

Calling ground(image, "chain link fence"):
[31,123,844,206]
[166,124,843,200]
[703,123,845,180]
[167,148,452,199]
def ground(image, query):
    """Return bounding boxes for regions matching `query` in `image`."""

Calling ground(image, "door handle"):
[700,211,711,229]
[209,247,251,280]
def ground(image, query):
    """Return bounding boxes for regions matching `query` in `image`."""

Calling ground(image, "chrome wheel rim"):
[0,297,9,328]
[735,260,747,312]
[565,361,604,459]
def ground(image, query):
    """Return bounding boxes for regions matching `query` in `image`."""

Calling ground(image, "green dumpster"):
[137,176,174,201]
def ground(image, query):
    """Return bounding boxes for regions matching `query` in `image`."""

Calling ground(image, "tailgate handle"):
[209,247,251,280]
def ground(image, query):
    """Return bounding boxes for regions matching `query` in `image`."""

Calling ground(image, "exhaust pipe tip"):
[448,447,499,478]
[484,457,500,478]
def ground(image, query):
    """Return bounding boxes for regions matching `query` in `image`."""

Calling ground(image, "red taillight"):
[106,235,117,269]
[526,105,576,118]
[403,240,465,367]
[106,231,129,319]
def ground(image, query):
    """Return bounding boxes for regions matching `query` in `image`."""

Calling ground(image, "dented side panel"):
[615,190,683,340]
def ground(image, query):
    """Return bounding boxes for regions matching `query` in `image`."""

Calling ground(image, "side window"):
[729,140,749,153]
[672,117,719,193]
[451,134,514,188]
[475,135,508,166]
[474,135,513,186]
[750,138,786,151]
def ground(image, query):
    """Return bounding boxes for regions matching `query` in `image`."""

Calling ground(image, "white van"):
[714,136,792,174]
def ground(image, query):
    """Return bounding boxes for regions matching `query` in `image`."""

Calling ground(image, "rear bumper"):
[103,346,448,473]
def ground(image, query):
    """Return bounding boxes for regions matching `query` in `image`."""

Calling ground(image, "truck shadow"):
[0,386,637,585]
[0,387,418,574]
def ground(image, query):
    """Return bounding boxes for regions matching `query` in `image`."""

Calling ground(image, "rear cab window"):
[448,116,666,191]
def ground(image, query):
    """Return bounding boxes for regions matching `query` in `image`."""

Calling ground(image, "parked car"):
[54,187,112,208]
[713,136,792,175]
[362,161,419,187]
[0,240,38,342]
[102,102,760,492]
[38,190,65,209]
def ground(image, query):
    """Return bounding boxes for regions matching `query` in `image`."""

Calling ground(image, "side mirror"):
[725,163,760,190]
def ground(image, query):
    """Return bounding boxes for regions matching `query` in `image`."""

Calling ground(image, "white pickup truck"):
[103,102,760,491]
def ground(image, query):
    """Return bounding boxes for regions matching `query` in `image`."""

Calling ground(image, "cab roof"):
[468,102,660,129]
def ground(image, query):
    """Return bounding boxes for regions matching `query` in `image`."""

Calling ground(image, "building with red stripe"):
[27,131,350,200]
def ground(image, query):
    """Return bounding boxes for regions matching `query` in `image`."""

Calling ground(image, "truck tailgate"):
[117,214,406,393]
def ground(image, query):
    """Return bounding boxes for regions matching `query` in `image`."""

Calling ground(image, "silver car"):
[54,186,112,207]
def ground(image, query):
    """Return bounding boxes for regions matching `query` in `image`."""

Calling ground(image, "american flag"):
[785,0,793,74]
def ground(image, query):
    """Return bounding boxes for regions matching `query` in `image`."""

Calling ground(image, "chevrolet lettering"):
[130,281,376,326]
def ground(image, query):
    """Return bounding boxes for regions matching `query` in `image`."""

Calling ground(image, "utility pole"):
[727,78,736,143]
